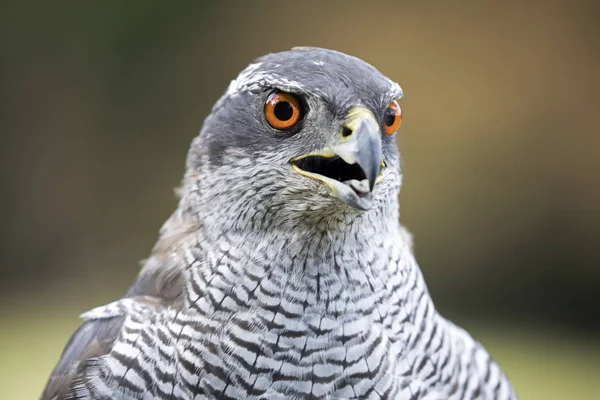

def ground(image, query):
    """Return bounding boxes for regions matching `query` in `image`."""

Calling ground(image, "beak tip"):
[366,165,380,192]
[366,177,376,192]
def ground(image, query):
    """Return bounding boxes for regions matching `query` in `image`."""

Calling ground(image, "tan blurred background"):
[1,1,599,398]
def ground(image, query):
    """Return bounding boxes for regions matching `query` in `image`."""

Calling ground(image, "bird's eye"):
[383,100,402,135]
[265,92,302,130]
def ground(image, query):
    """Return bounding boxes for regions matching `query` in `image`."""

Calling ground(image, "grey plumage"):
[42,47,517,400]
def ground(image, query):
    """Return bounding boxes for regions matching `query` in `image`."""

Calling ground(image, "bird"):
[42,47,518,400]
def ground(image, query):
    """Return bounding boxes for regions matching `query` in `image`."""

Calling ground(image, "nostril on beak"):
[341,126,353,138]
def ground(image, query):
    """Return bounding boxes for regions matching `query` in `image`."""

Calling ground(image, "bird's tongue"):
[343,179,371,197]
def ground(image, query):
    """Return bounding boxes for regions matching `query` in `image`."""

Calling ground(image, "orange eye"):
[264,92,302,130]
[383,100,402,135]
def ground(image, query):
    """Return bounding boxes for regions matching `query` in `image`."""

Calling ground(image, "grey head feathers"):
[197,47,402,168]
[184,47,404,238]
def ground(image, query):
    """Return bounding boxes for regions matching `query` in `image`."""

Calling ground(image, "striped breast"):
[68,230,517,400]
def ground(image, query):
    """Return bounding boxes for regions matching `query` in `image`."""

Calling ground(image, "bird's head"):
[185,47,403,231]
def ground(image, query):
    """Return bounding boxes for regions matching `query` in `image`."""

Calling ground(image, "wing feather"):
[40,316,125,400]
[40,212,198,399]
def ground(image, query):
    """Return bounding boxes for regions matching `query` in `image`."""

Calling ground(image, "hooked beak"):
[290,107,384,210]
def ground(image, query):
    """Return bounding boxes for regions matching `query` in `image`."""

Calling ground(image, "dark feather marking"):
[41,316,125,399]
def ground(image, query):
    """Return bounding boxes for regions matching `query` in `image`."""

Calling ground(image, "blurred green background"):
[1,1,599,398]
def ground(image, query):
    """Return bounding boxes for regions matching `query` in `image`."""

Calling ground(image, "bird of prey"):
[42,47,517,400]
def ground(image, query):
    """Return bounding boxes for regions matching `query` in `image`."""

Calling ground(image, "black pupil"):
[384,107,396,126]
[274,101,294,121]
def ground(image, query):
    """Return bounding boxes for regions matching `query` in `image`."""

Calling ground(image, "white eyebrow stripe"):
[225,62,403,101]
[226,63,309,97]
[389,80,404,99]
[225,62,262,97]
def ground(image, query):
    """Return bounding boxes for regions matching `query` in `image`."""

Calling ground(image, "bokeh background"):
[1,1,599,398]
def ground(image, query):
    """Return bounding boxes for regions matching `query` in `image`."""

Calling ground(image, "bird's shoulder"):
[124,210,198,302]
[437,318,519,400]
[41,212,198,399]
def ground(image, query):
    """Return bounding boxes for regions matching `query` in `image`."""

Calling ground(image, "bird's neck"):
[187,185,403,264]
[176,193,412,314]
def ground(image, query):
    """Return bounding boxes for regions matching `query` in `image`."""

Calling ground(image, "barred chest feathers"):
[72,216,512,400]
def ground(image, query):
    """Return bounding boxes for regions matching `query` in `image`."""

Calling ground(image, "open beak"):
[290,107,384,211]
